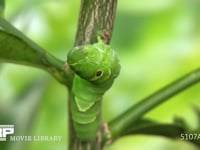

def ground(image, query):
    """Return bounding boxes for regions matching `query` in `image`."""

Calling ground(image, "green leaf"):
[122,119,200,147]
[0,17,73,86]
[108,68,200,138]
[0,16,54,68]
[123,119,185,138]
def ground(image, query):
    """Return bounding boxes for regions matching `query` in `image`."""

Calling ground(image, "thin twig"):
[69,0,118,149]
[108,68,200,140]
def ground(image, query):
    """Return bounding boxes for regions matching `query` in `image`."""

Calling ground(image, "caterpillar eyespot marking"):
[96,70,102,77]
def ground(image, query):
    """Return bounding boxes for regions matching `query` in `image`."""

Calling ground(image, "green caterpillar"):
[67,37,120,141]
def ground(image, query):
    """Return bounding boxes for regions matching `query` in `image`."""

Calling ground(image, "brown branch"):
[69,0,117,150]
[74,0,117,46]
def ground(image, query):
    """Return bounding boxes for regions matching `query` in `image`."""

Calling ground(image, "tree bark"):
[74,0,117,46]
[69,0,117,150]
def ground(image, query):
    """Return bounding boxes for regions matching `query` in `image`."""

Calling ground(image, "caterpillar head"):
[67,40,120,84]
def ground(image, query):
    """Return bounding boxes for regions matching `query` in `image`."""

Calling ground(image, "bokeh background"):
[0,0,200,150]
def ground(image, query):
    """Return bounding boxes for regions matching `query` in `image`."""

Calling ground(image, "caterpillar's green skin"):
[67,38,120,141]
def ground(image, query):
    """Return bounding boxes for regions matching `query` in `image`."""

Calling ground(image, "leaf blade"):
[0,30,46,68]
[0,17,74,86]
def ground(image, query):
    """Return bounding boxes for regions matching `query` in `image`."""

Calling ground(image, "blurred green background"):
[0,0,200,150]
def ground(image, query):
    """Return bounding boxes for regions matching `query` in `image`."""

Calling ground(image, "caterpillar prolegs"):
[67,37,120,141]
